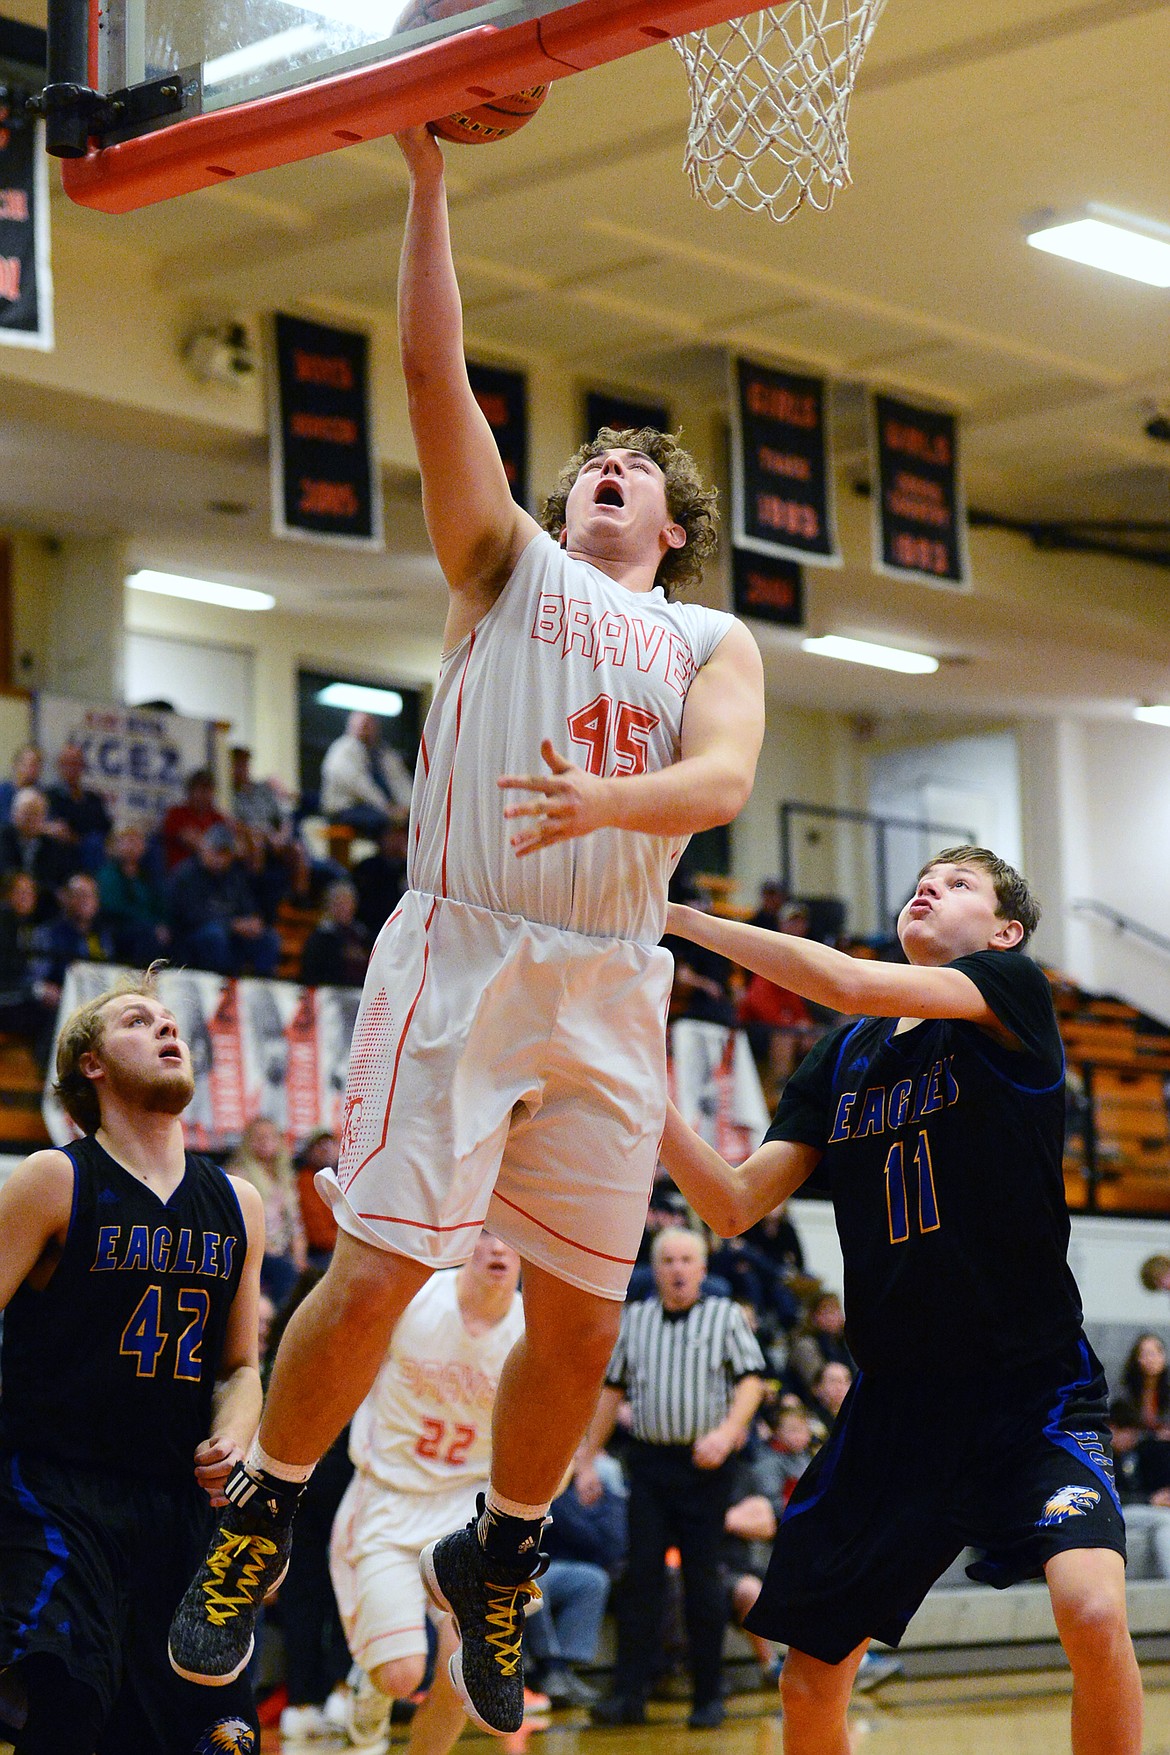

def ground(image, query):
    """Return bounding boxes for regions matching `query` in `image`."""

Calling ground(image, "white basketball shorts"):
[316,889,673,1300]
[330,1473,479,1673]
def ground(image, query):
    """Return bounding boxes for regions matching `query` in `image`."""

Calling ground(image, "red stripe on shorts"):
[355,1211,488,1231]
[441,628,476,899]
[490,1191,638,1266]
[345,896,439,1194]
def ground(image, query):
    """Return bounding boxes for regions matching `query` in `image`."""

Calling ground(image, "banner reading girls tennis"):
[871,393,970,588]
[731,357,840,567]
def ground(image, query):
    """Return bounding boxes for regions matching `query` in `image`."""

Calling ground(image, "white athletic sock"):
[485,1487,552,1522]
[247,1437,316,1486]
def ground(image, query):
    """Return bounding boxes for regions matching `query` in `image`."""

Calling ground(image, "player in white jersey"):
[170,121,765,1739]
[329,1233,524,1754]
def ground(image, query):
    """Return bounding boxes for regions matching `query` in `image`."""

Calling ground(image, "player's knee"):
[325,1237,421,1326]
[1054,1579,1130,1658]
[568,1298,622,1372]
[369,1654,426,1699]
[779,1649,853,1722]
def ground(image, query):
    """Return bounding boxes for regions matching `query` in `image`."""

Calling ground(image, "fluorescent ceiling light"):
[1134,705,1170,727]
[801,635,938,675]
[205,24,324,86]
[1026,205,1170,288]
[127,570,275,611]
[317,681,403,717]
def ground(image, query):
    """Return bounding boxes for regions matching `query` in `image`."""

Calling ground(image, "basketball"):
[430,85,549,147]
[392,0,549,144]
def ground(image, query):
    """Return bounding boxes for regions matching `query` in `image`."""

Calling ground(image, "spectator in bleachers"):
[807,1359,853,1434]
[1109,1359,1170,1580]
[1116,1332,1170,1438]
[0,871,56,1055]
[30,873,116,1004]
[748,878,787,932]
[0,787,79,910]
[320,711,412,838]
[230,744,309,918]
[737,903,819,1096]
[663,876,736,1027]
[161,767,226,871]
[228,1115,308,1305]
[169,823,281,978]
[706,1233,799,1339]
[788,1291,853,1399]
[295,1129,340,1271]
[97,824,172,964]
[526,1454,627,1707]
[351,816,409,940]
[1140,1255,1170,1298]
[747,1201,806,1278]
[0,744,44,826]
[44,741,113,874]
[299,880,371,989]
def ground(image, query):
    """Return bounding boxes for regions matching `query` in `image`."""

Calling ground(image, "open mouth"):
[159,1045,184,1063]
[594,482,624,508]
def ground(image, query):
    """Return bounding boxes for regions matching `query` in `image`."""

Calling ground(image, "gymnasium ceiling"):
[2,0,1170,720]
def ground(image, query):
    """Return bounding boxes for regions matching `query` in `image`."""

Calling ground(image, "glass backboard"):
[58,0,745,211]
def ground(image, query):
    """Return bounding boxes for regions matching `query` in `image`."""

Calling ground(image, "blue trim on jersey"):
[217,1161,248,1245]
[831,1020,869,1088]
[780,1371,861,1524]
[1043,1338,1121,1512]
[963,1032,1065,1097]
[61,1142,82,1251]
[8,1457,69,1652]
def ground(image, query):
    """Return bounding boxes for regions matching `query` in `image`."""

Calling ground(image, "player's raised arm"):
[0,1149,75,1312]
[195,1176,266,1506]
[395,126,540,608]
[500,620,764,854]
[659,1102,820,1237]
[663,904,1000,1027]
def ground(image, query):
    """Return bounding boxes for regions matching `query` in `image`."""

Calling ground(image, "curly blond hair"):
[539,427,718,599]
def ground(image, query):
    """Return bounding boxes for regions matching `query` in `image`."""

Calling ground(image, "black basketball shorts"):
[0,1450,258,1753]
[746,1335,1125,1665]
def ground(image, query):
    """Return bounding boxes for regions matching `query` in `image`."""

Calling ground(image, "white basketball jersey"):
[348,1269,524,1495]
[409,532,735,944]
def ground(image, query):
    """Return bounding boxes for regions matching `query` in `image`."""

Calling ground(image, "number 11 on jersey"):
[884,1131,940,1244]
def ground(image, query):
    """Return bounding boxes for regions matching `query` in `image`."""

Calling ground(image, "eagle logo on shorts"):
[1038,1485,1101,1526]
[195,1719,256,1754]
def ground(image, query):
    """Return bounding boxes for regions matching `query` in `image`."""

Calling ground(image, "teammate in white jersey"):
[330,1233,524,1754]
[170,122,765,1738]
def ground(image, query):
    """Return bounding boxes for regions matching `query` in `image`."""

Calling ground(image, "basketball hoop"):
[673,0,888,223]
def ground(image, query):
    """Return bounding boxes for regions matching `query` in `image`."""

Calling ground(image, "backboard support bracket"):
[33,68,191,157]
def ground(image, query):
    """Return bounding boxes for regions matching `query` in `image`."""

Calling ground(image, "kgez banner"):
[0,93,52,350]
[871,393,970,589]
[270,312,383,548]
[731,357,840,567]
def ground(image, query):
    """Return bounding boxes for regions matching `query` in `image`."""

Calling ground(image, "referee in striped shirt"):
[579,1227,766,1728]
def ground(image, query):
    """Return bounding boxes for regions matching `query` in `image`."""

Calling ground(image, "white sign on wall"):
[31,692,216,828]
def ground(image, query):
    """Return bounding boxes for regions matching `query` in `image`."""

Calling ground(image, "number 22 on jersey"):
[567,694,660,777]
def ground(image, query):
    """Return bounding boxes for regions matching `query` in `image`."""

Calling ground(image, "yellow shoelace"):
[484,1579,543,1678]
[200,1528,279,1626]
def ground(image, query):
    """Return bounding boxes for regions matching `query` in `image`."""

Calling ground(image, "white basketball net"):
[673,0,888,223]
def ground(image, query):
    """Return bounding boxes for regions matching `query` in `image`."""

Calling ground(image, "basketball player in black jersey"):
[0,970,265,1754]
[658,847,1142,1755]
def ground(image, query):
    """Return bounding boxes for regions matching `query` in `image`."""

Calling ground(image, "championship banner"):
[870,393,970,589]
[585,390,670,442]
[31,692,216,828]
[468,361,529,508]
[270,312,382,548]
[45,964,363,1153]
[731,546,804,628]
[0,104,52,351]
[731,358,840,566]
[669,1019,770,1168]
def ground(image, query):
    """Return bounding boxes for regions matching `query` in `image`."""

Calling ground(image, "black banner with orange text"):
[469,361,529,508]
[871,393,969,588]
[0,101,52,351]
[271,312,382,547]
[731,358,839,566]
[731,547,804,628]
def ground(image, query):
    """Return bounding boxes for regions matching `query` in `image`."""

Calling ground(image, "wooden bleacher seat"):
[0,1032,50,1153]
[276,898,320,982]
[324,823,357,868]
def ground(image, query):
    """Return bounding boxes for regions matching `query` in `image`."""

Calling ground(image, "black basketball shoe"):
[168,1463,298,1685]
[420,1506,546,1736]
